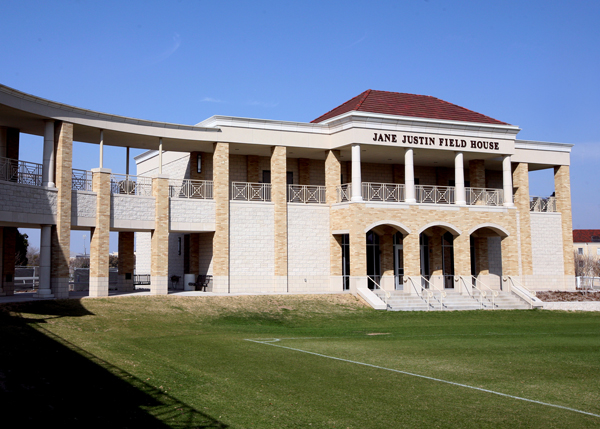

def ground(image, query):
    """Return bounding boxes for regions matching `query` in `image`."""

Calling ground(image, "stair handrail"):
[406,276,434,311]
[367,275,390,307]
[471,276,498,309]
[458,276,484,309]
[505,276,540,309]
[421,276,447,311]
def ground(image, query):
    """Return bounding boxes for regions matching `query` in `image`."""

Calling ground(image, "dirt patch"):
[536,291,600,302]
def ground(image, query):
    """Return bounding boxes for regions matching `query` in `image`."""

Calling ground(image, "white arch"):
[417,221,462,236]
[468,223,510,237]
[364,220,412,235]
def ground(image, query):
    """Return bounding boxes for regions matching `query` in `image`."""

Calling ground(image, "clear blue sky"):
[1,0,598,254]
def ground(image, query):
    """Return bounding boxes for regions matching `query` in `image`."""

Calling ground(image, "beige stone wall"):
[89,168,111,297]
[512,162,533,275]
[554,165,575,276]
[272,146,288,286]
[213,143,229,292]
[50,122,73,299]
[151,176,169,294]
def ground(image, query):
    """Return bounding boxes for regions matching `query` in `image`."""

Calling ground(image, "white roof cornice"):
[515,139,574,153]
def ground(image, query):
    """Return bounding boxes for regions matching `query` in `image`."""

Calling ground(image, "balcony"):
[110,174,153,196]
[530,196,557,212]
[169,179,213,199]
[231,182,271,202]
[287,185,326,204]
[0,156,42,186]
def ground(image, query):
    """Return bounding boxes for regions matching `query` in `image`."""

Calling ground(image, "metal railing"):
[134,274,151,285]
[407,276,434,311]
[421,276,447,310]
[505,276,540,309]
[367,275,390,307]
[231,182,271,202]
[362,182,405,203]
[72,169,93,191]
[110,174,153,196]
[287,185,326,204]
[337,183,351,202]
[415,185,455,204]
[466,187,504,206]
[0,156,42,186]
[578,276,600,290]
[530,196,557,212]
[169,179,213,199]
[471,276,498,309]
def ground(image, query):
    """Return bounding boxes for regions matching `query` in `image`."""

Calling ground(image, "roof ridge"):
[353,89,372,111]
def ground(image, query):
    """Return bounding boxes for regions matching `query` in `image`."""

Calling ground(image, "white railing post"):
[503,155,514,207]
[405,148,416,203]
[351,144,363,201]
[455,152,466,205]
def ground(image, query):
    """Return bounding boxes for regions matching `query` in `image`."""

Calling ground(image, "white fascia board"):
[515,139,574,153]
[323,111,521,138]
[196,115,330,134]
[134,150,159,164]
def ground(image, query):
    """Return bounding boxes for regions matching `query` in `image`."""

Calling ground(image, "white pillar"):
[159,138,163,175]
[455,152,466,205]
[404,148,416,203]
[36,225,53,298]
[502,155,514,206]
[351,144,362,201]
[99,129,104,169]
[42,121,55,187]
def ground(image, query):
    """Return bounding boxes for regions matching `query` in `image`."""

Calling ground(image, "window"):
[596,248,600,256]
[578,248,584,255]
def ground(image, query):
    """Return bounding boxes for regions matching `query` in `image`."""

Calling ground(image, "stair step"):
[375,290,532,311]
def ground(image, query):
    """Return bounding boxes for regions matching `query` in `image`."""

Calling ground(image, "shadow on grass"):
[0,300,228,428]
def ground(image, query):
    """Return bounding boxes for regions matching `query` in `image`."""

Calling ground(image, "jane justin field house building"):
[0,85,575,310]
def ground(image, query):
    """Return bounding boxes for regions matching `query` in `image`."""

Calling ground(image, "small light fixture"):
[197,154,202,173]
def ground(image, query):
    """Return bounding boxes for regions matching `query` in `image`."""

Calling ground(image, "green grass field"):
[1,294,599,428]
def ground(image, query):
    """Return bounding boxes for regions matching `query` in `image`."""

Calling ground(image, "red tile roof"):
[311,89,510,125]
[573,230,600,243]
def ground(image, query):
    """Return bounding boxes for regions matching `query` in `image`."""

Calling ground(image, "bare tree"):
[574,251,600,277]
[26,246,40,266]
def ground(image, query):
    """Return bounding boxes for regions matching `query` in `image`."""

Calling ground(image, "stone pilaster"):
[117,231,135,292]
[298,158,310,185]
[501,234,519,276]
[512,163,533,275]
[348,206,366,291]
[247,155,259,183]
[50,122,73,299]
[453,233,471,281]
[403,232,420,293]
[151,175,169,295]
[212,142,229,292]
[89,168,111,297]
[272,146,288,291]
[325,150,341,206]
[469,160,486,188]
[1,227,16,296]
[554,165,575,276]
[429,230,443,276]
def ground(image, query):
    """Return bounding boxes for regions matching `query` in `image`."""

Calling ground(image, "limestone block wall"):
[139,152,190,180]
[169,199,216,231]
[229,201,276,292]
[135,232,151,274]
[287,205,331,292]
[530,212,565,279]
[0,181,57,225]
[71,190,96,227]
[111,195,155,230]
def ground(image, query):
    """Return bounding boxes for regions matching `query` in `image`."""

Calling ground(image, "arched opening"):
[469,224,509,291]
[364,224,409,291]
[419,225,459,290]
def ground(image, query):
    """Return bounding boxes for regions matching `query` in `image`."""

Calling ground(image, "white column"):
[99,129,104,169]
[351,144,362,201]
[42,121,55,187]
[159,138,163,175]
[35,225,53,298]
[404,148,416,203]
[502,155,514,206]
[455,151,466,205]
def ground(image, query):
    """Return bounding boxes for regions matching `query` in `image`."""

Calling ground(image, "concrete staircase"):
[374,289,531,311]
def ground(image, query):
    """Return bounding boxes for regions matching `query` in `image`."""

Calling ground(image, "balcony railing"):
[530,196,557,212]
[110,174,153,196]
[363,182,405,203]
[169,179,213,199]
[0,156,42,186]
[231,182,271,202]
[416,185,455,204]
[337,183,351,202]
[288,185,326,204]
[72,169,93,191]
[466,187,503,206]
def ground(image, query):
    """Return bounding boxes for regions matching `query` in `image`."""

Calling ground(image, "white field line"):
[245,338,600,419]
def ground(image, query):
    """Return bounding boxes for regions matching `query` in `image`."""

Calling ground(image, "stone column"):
[298,158,310,185]
[455,152,466,205]
[512,162,532,276]
[1,227,16,296]
[380,228,394,291]
[469,159,485,188]
[554,165,575,276]
[403,232,420,294]
[453,233,471,293]
[42,121,55,187]
[500,234,519,277]
[35,225,53,298]
[117,231,135,292]
[272,146,288,292]
[50,122,73,299]
[349,206,366,291]
[351,144,363,201]
[212,142,229,292]
[247,155,259,183]
[404,148,416,203]
[502,155,513,206]
[151,175,169,295]
[325,150,341,206]
[89,168,111,297]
